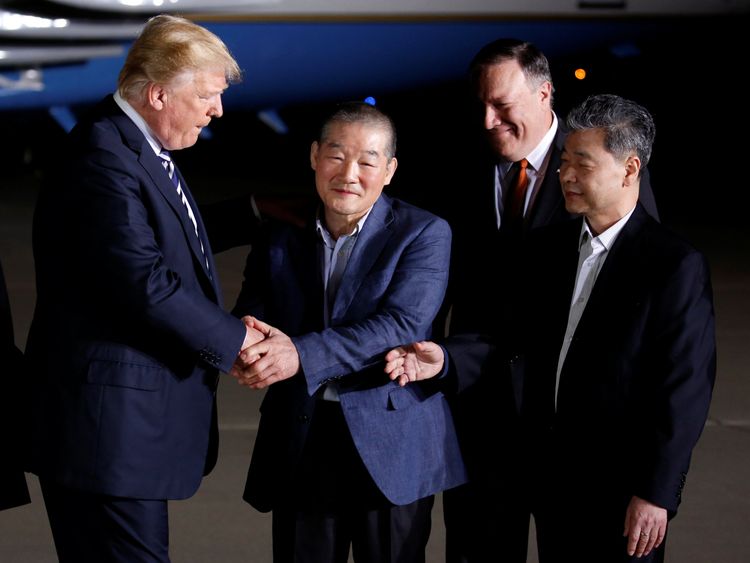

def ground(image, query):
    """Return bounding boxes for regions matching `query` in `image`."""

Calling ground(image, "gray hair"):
[319,101,397,160]
[566,94,655,167]
[118,14,241,103]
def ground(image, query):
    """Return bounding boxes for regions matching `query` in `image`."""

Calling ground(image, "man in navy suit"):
[386,94,716,562]
[231,102,467,562]
[25,15,263,562]
[0,259,30,512]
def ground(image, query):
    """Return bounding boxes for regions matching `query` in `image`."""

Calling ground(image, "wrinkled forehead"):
[321,121,392,153]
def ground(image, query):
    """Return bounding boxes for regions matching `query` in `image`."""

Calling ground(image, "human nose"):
[209,95,223,118]
[558,163,574,183]
[340,160,358,183]
[484,105,499,129]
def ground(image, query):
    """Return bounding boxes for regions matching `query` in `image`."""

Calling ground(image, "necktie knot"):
[159,150,179,188]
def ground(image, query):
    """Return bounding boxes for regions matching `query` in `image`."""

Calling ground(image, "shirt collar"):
[113,91,163,157]
[315,206,373,248]
[579,205,637,251]
[499,111,558,174]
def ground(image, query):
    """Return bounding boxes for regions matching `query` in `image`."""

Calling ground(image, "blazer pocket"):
[387,385,425,410]
[84,344,166,390]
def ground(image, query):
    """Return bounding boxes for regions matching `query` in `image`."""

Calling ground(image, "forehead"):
[321,121,390,153]
[565,128,607,154]
[172,69,227,93]
[478,60,530,99]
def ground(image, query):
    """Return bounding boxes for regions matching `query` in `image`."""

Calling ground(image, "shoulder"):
[636,214,709,274]
[384,195,451,234]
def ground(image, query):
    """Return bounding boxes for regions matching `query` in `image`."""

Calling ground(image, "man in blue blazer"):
[25,15,262,562]
[231,102,467,562]
[386,95,716,562]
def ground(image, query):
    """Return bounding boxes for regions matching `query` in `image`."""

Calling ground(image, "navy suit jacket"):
[25,96,247,500]
[447,204,716,513]
[234,194,467,510]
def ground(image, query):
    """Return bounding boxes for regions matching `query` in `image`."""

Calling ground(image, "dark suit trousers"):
[40,478,170,563]
[272,400,433,563]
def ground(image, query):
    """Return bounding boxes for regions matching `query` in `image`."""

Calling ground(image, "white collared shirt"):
[494,112,559,228]
[113,91,162,158]
[554,206,636,409]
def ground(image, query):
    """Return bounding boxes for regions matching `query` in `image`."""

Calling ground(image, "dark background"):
[2,14,748,243]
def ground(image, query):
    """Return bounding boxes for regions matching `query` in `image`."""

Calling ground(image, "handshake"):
[231,316,300,389]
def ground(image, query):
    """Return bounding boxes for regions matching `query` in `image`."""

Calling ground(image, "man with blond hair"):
[25,15,262,562]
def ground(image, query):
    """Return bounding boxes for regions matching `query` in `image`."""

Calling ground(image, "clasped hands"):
[233,326,443,390]
[231,316,300,389]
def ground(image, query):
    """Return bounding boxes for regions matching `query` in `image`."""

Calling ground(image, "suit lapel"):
[575,204,650,335]
[526,127,567,231]
[329,195,393,321]
[109,98,217,293]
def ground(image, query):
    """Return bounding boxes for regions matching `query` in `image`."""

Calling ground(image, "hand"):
[240,316,265,358]
[230,317,300,389]
[623,495,668,557]
[384,341,444,387]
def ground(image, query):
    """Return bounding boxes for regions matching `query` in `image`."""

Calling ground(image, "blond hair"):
[118,14,241,102]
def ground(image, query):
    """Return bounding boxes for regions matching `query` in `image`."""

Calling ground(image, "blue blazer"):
[25,96,246,500]
[234,194,468,510]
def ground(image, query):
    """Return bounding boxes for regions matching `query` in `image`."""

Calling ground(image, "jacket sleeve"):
[637,250,716,513]
[293,217,451,396]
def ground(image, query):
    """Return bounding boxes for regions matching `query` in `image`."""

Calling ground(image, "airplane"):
[1,0,747,136]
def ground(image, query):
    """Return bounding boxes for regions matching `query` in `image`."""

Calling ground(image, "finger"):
[635,530,651,558]
[384,357,404,377]
[626,530,640,556]
[249,372,282,389]
[240,345,266,363]
[240,315,256,328]
[384,347,406,362]
[251,317,274,336]
[653,525,666,549]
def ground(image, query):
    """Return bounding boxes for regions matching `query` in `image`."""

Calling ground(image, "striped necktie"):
[159,150,210,274]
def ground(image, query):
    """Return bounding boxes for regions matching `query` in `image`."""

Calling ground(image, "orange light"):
[574,68,587,80]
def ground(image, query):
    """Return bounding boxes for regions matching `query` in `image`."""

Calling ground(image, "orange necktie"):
[507,158,529,220]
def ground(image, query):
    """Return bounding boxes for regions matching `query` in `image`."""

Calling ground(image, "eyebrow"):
[322,142,381,158]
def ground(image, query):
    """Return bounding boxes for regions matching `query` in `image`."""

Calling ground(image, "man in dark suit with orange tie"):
[386,94,716,562]
[25,15,263,562]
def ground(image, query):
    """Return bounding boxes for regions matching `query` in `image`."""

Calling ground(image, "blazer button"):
[297,414,309,423]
